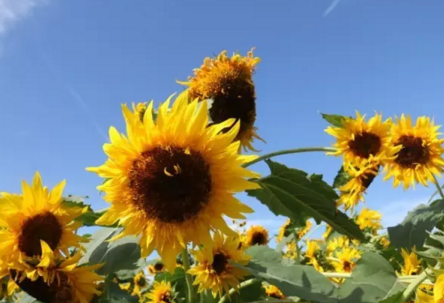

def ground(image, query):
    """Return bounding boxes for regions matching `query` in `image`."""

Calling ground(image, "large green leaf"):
[338,252,406,303]
[241,246,337,303]
[248,160,365,241]
[225,278,266,303]
[332,166,352,189]
[321,113,348,128]
[388,199,444,250]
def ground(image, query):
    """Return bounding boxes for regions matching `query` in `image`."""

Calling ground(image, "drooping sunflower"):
[145,280,175,303]
[0,172,86,269]
[87,93,259,271]
[245,225,269,247]
[337,162,380,210]
[188,232,250,298]
[8,243,103,303]
[356,208,382,233]
[325,112,400,166]
[384,115,444,189]
[148,262,165,275]
[399,248,421,276]
[179,49,263,151]
[276,220,312,243]
[264,284,286,300]
[331,247,361,274]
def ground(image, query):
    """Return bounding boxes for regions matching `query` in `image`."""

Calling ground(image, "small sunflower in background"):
[179,49,263,151]
[399,248,421,276]
[384,115,444,189]
[305,240,324,272]
[144,280,177,303]
[331,247,361,276]
[148,262,166,275]
[264,284,286,300]
[88,93,260,271]
[245,225,269,247]
[325,112,400,166]
[131,271,149,298]
[356,208,382,233]
[188,232,250,298]
[0,172,86,271]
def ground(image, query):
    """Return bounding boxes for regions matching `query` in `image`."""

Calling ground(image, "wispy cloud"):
[0,0,47,35]
[323,0,342,17]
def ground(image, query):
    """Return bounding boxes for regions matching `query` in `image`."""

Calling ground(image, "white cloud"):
[323,0,342,17]
[378,198,427,228]
[0,0,47,36]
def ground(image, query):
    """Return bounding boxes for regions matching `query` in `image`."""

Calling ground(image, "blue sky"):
[1,0,444,234]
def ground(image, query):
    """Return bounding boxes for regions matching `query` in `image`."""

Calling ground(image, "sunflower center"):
[154,263,164,271]
[13,272,73,303]
[18,212,63,257]
[136,276,147,287]
[343,261,353,272]
[251,232,268,246]
[348,132,381,159]
[395,136,430,168]
[212,253,228,275]
[160,292,172,303]
[129,146,212,223]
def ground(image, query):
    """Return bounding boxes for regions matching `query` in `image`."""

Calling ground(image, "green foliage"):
[338,253,406,303]
[321,113,349,128]
[248,160,365,241]
[155,267,187,300]
[93,276,138,303]
[62,196,106,227]
[225,279,266,303]
[388,199,444,250]
[332,166,352,189]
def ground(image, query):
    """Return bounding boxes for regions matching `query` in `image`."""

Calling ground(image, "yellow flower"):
[306,240,324,272]
[276,220,312,243]
[416,285,434,303]
[145,280,173,303]
[284,241,298,260]
[325,111,400,166]
[245,225,269,247]
[264,284,286,299]
[356,208,382,232]
[276,220,291,243]
[379,236,390,249]
[179,49,263,151]
[337,162,380,210]
[87,93,259,271]
[148,262,165,275]
[384,115,444,189]
[327,236,350,255]
[188,232,250,298]
[131,271,148,298]
[323,225,333,240]
[331,247,361,273]
[399,248,421,276]
[435,275,444,303]
[0,172,86,271]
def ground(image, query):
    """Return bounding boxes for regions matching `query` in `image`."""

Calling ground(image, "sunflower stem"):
[433,174,444,199]
[293,231,301,264]
[399,270,428,302]
[242,147,336,168]
[182,248,196,303]
[218,278,262,303]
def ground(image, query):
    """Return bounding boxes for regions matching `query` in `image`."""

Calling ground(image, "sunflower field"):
[1,48,444,303]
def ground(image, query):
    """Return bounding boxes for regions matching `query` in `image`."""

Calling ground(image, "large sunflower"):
[0,172,86,269]
[87,93,259,271]
[179,49,263,151]
[188,232,250,298]
[244,225,269,247]
[384,115,444,189]
[325,112,400,166]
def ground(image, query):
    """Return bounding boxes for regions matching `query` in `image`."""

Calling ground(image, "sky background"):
[1,0,444,236]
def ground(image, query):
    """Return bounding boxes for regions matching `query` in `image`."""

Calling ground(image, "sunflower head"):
[400,248,421,276]
[188,232,250,298]
[356,208,382,233]
[264,284,286,299]
[131,271,148,298]
[245,225,269,247]
[332,247,361,274]
[179,49,263,151]
[384,115,444,189]
[326,112,400,166]
[148,262,166,275]
[145,280,176,303]
[88,93,259,271]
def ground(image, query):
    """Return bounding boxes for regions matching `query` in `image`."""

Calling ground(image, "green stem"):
[242,147,336,168]
[293,231,301,264]
[182,248,195,303]
[433,174,444,199]
[399,271,428,302]
[218,278,262,303]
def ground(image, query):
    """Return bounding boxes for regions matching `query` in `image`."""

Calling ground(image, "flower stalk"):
[182,248,196,303]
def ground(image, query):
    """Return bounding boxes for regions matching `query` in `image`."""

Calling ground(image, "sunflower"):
[179,49,263,151]
[356,208,382,233]
[305,240,323,272]
[323,225,333,240]
[327,236,350,255]
[325,112,400,166]
[331,247,361,274]
[276,220,291,243]
[148,262,165,275]
[130,271,148,298]
[399,248,421,276]
[0,172,86,270]
[87,93,259,271]
[245,225,269,247]
[435,275,444,303]
[145,280,175,303]
[264,284,286,299]
[384,115,444,189]
[276,220,312,243]
[284,241,298,260]
[188,232,250,298]
[8,243,102,303]
[337,162,380,210]
[379,236,390,249]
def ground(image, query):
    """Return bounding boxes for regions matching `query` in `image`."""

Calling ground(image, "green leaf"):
[248,160,365,241]
[332,166,352,189]
[321,113,348,128]
[62,196,105,227]
[94,276,138,303]
[338,252,406,303]
[226,279,266,303]
[155,267,187,300]
[241,246,337,303]
[388,199,444,250]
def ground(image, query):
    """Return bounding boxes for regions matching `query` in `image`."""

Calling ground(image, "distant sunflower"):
[305,240,323,272]
[88,93,259,271]
[399,248,421,276]
[331,247,361,274]
[356,208,382,233]
[327,236,350,255]
[379,236,390,249]
[145,280,175,303]
[384,115,444,189]
[276,220,312,243]
[131,271,148,298]
[337,162,380,210]
[264,284,286,300]
[276,220,291,243]
[245,225,269,247]
[148,262,165,275]
[188,232,250,298]
[9,243,102,303]
[326,112,400,166]
[179,49,263,151]
[0,172,86,270]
